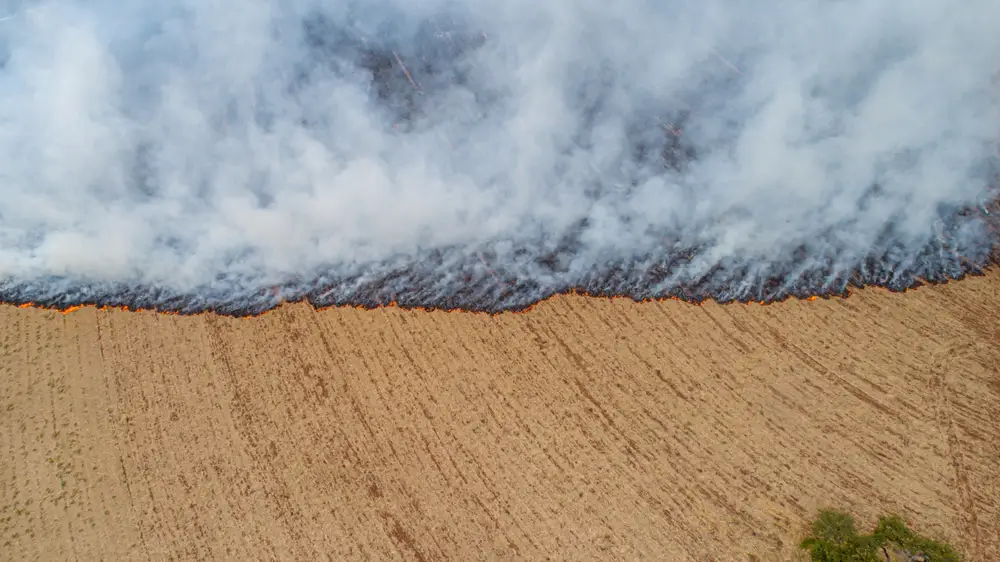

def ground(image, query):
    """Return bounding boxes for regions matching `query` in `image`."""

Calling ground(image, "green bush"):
[799,509,961,562]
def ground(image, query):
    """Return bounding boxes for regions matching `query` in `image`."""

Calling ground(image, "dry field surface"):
[1,271,999,561]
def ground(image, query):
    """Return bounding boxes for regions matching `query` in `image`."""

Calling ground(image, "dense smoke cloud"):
[0,0,998,313]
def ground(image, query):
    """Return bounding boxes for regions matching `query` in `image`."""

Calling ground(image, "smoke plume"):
[1,0,998,314]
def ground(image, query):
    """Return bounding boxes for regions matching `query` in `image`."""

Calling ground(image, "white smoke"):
[0,0,997,301]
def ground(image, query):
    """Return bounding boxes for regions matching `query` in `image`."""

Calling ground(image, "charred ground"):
[2,204,997,317]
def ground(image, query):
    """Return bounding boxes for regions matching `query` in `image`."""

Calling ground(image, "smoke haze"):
[0,0,998,313]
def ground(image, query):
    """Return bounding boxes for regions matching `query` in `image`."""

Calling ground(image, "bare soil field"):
[1,272,999,561]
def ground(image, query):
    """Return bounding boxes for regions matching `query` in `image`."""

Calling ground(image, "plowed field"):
[2,272,999,561]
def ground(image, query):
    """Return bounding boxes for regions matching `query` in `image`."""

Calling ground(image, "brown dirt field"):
[1,272,999,562]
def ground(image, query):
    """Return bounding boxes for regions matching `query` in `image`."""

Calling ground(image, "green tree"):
[800,510,879,562]
[800,509,961,562]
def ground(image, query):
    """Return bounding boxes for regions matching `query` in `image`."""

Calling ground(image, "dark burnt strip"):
[1,205,997,317]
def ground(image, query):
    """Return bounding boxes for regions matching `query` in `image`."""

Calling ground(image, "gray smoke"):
[0,0,998,312]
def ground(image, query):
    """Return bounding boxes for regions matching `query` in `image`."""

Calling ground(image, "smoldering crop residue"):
[0,0,998,315]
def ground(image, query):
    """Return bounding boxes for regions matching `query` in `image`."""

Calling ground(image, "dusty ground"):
[1,271,999,561]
